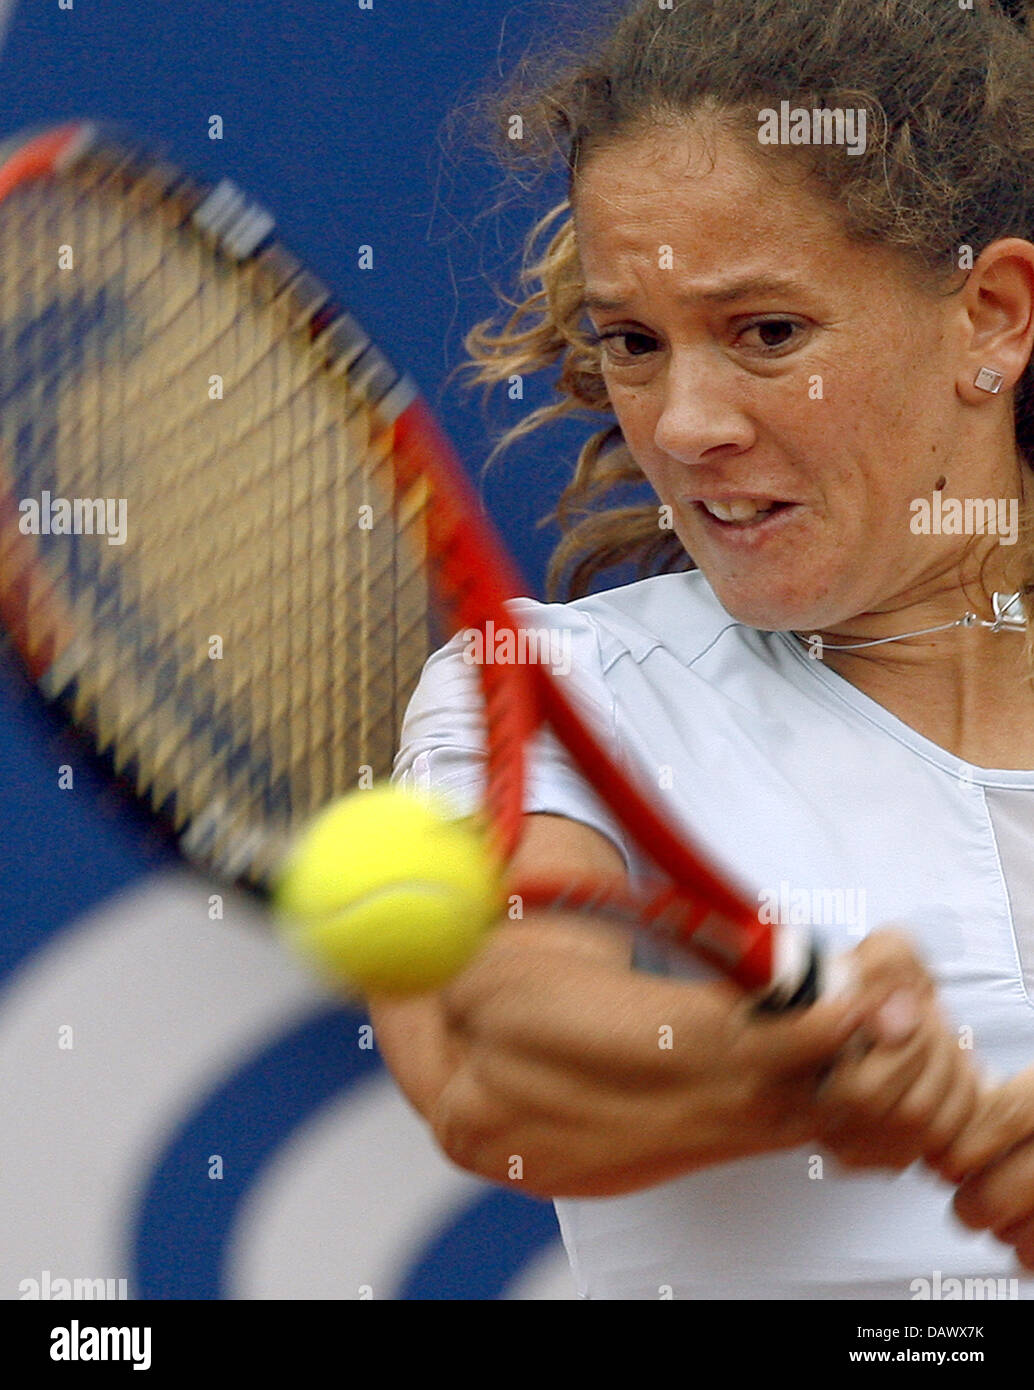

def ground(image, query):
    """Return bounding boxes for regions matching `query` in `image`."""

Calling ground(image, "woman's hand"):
[371,815,985,1195]
[924,1067,1034,1269]
[421,910,872,1196]
[369,814,874,1197]
[805,930,983,1172]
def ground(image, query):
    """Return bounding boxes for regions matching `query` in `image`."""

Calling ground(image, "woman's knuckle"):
[432,1082,500,1171]
[893,1092,935,1133]
[953,1184,989,1230]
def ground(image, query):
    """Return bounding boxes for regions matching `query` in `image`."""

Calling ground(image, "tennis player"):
[372,0,1034,1299]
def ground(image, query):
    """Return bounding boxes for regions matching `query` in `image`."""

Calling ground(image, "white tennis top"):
[393,569,1034,1300]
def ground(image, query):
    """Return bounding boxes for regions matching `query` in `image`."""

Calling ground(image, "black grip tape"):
[751,943,822,1015]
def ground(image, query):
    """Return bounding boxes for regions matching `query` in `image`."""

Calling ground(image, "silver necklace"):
[794,591,1027,651]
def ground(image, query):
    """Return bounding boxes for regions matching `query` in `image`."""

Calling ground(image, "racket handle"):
[752,931,822,1012]
[755,934,858,1013]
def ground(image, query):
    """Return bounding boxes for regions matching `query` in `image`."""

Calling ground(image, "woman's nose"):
[652,354,756,463]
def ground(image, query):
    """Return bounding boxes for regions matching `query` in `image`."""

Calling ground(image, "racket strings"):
[0,142,431,883]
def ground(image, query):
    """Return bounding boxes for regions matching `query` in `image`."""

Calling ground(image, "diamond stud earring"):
[975,367,1005,394]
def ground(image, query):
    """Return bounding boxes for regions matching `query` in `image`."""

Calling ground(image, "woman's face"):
[573,120,1003,632]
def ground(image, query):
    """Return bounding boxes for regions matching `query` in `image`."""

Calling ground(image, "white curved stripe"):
[0,867,574,1300]
[0,869,329,1296]
[229,1078,483,1299]
[228,1077,574,1299]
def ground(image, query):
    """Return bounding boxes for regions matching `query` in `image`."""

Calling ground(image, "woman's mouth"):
[693,498,799,540]
[700,498,783,525]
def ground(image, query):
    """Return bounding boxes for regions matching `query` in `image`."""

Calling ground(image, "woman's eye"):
[740,318,802,352]
[588,318,807,363]
[590,329,658,361]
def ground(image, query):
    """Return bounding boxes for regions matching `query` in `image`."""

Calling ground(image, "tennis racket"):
[0,121,824,1010]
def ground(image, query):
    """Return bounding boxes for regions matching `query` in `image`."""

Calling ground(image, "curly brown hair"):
[459,0,1034,652]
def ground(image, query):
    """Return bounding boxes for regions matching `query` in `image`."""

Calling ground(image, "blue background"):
[0,0,591,1299]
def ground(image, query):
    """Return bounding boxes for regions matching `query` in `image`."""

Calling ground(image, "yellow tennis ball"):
[272,786,505,995]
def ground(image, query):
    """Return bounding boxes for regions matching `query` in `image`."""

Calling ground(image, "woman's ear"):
[956,237,1034,404]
